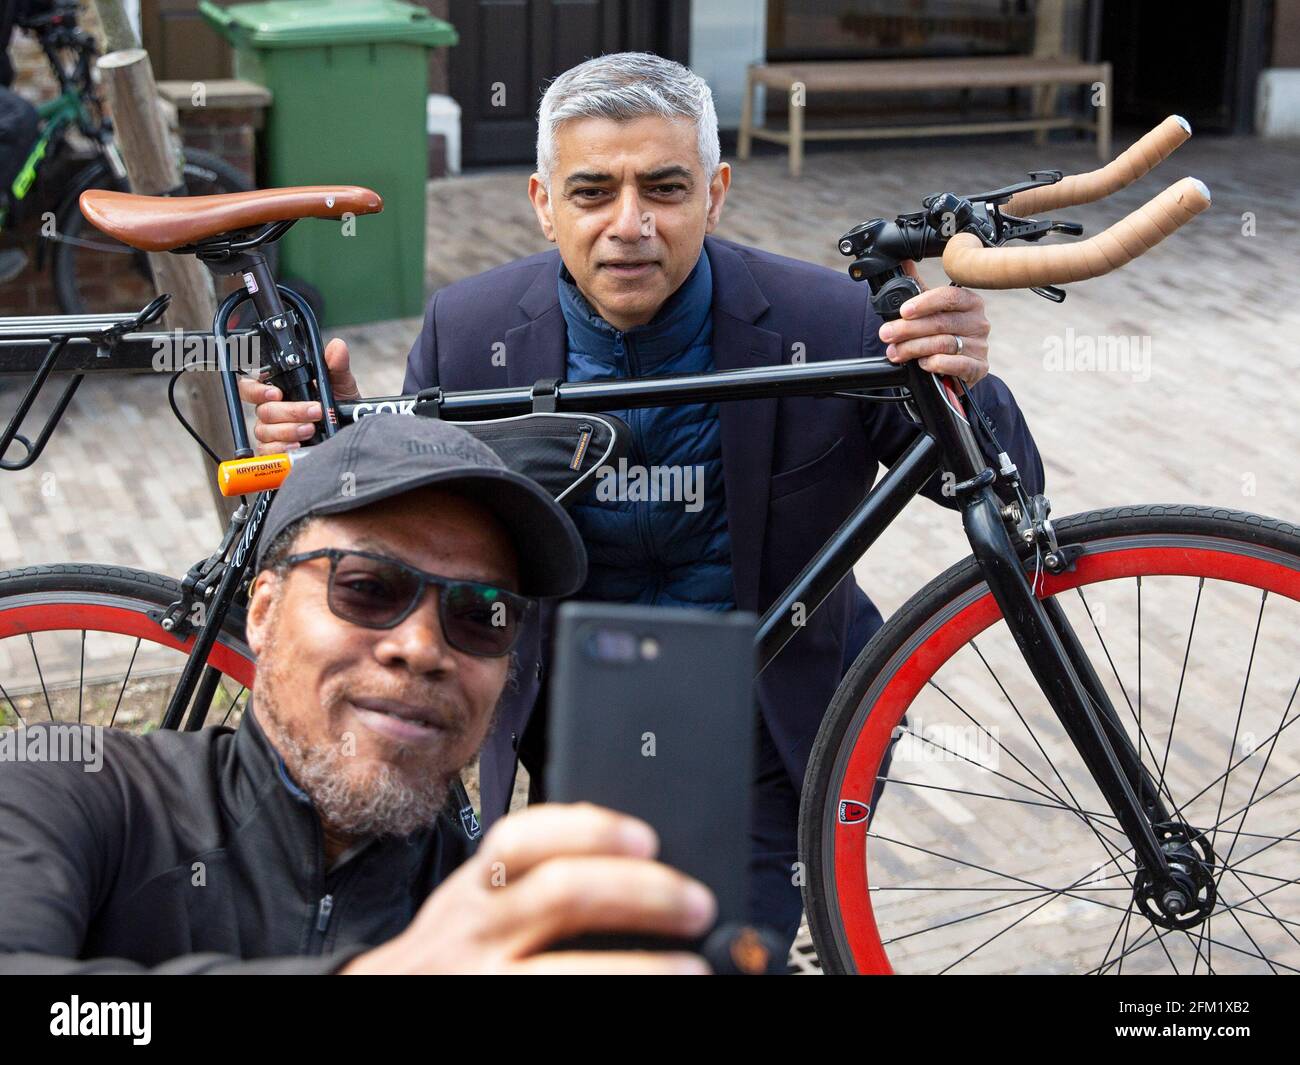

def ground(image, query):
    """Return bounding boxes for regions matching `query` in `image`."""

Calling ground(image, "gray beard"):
[250,602,517,841]
[258,702,452,840]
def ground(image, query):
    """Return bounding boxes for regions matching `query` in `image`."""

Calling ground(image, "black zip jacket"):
[0,707,473,973]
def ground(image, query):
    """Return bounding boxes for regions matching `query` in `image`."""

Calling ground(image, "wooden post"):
[737,66,754,160]
[1031,0,1067,147]
[788,82,804,179]
[91,0,140,52]
[96,48,240,526]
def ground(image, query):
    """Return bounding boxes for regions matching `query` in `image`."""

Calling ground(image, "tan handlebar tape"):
[1004,115,1191,217]
[942,176,1210,290]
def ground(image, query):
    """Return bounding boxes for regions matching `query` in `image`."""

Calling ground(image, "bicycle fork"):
[878,278,1215,928]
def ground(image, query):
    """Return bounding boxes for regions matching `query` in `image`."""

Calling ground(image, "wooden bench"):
[737,56,1112,178]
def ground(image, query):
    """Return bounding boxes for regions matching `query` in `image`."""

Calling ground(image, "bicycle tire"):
[800,503,1300,974]
[0,563,253,734]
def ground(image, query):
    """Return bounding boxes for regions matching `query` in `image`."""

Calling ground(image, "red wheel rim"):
[0,601,256,689]
[828,542,1300,974]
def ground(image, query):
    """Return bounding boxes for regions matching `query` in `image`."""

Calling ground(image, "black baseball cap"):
[254,414,587,598]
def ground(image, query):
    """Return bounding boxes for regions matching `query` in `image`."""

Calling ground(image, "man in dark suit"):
[246,52,1044,954]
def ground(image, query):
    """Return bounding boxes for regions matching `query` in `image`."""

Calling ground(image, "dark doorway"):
[1098,0,1272,134]
[450,0,691,167]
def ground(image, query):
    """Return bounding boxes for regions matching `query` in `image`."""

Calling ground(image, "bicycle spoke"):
[0,677,26,727]
[894,714,1131,852]
[220,685,247,728]
[77,629,85,725]
[1073,586,1180,813]
[938,881,1183,975]
[27,633,55,722]
[872,885,1131,892]
[1156,577,1202,800]
[1090,921,1245,975]
[1205,881,1279,974]
[1214,657,1296,882]
[930,668,1078,814]
[108,638,142,729]
[1222,866,1300,887]
[1208,590,1267,861]
[1136,576,1143,793]
[892,721,1071,811]
[969,638,1088,810]
[1108,901,1135,974]
[869,831,1131,910]
[887,889,1066,949]
[877,774,1127,829]
[1160,703,1300,836]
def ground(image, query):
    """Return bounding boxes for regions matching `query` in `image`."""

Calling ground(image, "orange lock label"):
[217,453,299,496]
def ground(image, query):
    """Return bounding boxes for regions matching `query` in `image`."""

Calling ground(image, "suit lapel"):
[505,252,567,388]
[705,237,783,613]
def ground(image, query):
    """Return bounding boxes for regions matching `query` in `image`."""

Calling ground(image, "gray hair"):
[536,52,720,187]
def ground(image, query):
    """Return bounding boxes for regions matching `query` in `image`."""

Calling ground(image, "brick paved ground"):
[2,129,1298,973]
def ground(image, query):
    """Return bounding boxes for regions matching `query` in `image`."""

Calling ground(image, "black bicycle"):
[2,117,1297,975]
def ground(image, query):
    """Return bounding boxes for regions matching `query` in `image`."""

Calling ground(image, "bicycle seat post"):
[196,233,318,448]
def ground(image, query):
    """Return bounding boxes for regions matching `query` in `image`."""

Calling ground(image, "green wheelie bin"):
[199,0,456,325]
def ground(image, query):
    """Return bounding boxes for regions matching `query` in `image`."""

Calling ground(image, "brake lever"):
[988,210,1083,244]
[967,170,1064,206]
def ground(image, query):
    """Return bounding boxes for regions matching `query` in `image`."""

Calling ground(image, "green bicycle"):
[2,1,250,315]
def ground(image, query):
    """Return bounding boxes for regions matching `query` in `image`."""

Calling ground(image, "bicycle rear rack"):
[0,296,172,470]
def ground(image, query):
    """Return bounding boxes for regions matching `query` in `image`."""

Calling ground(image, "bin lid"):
[199,0,457,49]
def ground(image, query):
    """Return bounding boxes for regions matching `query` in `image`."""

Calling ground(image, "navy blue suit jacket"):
[402,235,1044,824]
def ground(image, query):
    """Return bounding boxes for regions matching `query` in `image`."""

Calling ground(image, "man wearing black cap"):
[0,416,715,974]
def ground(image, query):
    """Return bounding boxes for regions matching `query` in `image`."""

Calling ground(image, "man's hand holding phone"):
[338,803,716,974]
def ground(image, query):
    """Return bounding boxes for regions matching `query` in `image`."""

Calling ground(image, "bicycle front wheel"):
[0,563,253,734]
[801,504,1300,974]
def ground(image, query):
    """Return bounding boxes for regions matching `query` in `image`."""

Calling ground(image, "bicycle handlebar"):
[943,175,1210,289]
[1004,115,1191,216]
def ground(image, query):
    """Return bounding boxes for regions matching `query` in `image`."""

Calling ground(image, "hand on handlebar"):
[876,261,991,386]
[239,337,360,455]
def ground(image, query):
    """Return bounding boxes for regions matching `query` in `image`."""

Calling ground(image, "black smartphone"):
[546,602,758,952]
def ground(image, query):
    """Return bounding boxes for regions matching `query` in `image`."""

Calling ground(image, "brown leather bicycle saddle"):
[78,185,384,252]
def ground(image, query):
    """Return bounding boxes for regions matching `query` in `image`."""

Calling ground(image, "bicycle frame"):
[0,240,1196,916]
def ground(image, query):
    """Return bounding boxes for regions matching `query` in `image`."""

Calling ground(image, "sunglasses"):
[282,548,533,657]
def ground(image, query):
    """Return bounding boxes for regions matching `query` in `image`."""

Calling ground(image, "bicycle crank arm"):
[961,487,1186,901]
